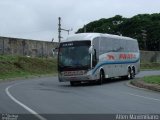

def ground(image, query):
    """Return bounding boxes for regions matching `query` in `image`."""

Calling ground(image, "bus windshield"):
[58,41,91,69]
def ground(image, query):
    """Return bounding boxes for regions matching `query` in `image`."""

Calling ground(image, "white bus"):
[57,33,140,86]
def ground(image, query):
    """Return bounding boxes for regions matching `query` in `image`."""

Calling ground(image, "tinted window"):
[125,40,139,52]
[93,37,100,56]
[100,37,113,55]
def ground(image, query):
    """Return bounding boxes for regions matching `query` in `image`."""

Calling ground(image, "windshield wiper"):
[73,63,83,66]
[59,65,74,68]
[59,64,90,68]
[73,64,90,68]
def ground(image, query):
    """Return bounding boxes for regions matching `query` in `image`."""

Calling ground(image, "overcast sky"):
[0,0,160,42]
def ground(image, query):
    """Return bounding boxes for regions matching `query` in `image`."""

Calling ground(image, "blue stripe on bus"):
[92,58,140,75]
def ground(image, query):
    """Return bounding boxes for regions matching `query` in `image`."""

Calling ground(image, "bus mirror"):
[89,46,94,54]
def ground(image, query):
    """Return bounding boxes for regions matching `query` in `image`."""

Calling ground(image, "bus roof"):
[62,33,136,42]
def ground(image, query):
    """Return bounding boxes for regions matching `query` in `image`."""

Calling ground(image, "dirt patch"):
[131,79,160,92]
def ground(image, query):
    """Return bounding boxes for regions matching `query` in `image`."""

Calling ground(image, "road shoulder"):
[0,73,57,84]
[130,79,160,92]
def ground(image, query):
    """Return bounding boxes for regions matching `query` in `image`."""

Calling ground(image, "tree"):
[76,13,160,51]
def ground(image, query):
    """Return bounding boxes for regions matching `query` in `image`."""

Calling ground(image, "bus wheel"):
[127,68,132,80]
[122,68,131,80]
[131,67,135,79]
[97,70,104,85]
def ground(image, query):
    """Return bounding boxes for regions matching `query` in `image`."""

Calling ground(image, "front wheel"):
[97,70,104,85]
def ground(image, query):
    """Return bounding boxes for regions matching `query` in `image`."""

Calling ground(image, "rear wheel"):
[122,67,132,80]
[127,68,132,80]
[131,67,135,79]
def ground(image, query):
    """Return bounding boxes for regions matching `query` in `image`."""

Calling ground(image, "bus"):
[57,33,140,86]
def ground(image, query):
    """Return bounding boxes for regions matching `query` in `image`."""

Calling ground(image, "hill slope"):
[0,55,57,80]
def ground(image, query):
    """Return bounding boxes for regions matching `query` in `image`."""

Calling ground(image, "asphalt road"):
[0,70,160,120]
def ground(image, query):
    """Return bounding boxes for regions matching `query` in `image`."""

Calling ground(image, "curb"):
[130,79,160,92]
[0,73,57,84]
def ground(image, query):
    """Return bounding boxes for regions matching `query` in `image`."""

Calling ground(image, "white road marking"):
[5,83,47,120]
[125,92,160,102]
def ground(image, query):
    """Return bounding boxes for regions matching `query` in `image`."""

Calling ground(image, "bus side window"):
[126,40,131,52]
[132,41,139,52]
[112,39,121,52]
[93,37,100,59]
[119,39,125,52]
[105,38,113,52]
[99,37,113,54]
[93,49,97,67]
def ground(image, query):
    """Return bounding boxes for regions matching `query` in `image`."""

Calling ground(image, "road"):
[0,71,160,120]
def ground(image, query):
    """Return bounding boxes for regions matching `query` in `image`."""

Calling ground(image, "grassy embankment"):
[136,63,160,86]
[132,63,160,90]
[143,75,160,85]
[140,62,160,70]
[0,55,57,80]
[0,55,160,81]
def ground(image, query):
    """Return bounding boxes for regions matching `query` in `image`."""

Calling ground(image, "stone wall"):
[0,36,58,57]
[140,50,160,63]
[0,36,160,62]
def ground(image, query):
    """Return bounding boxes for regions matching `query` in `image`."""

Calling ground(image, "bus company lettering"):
[119,53,136,60]
[107,54,115,60]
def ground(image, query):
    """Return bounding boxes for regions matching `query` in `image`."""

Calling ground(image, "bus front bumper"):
[58,74,97,82]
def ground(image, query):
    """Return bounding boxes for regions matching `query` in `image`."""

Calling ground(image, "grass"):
[0,55,57,80]
[0,55,160,81]
[140,62,160,70]
[143,75,160,85]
